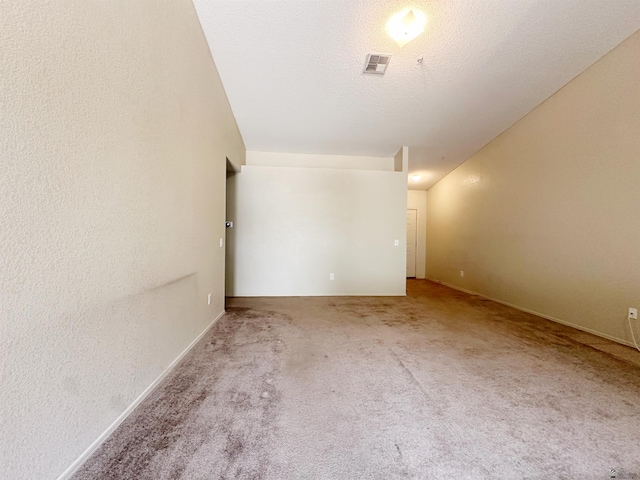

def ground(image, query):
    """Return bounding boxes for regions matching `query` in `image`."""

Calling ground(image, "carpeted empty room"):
[73,280,640,479]
[4,2,640,478]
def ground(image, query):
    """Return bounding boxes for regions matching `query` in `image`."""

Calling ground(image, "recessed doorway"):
[406,209,417,278]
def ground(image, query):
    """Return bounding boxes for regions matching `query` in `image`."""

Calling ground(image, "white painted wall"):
[0,2,244,478]
[246,151,394,171]
[227,153,407,296]
[426,31,640,346]
[407,191,427,279]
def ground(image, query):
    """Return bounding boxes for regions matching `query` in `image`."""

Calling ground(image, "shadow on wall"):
[225,166,238,297]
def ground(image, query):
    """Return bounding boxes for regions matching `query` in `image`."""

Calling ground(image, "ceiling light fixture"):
[387,9,427,47]
[412,174,421,182]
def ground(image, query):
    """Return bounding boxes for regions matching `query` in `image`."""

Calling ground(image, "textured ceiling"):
[193,0,640,189]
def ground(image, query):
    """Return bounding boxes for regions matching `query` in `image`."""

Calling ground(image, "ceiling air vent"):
[364,53,391,75]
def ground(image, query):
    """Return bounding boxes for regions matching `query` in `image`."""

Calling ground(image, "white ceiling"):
[193,0,640,190]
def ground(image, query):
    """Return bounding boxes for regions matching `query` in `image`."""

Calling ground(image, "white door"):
[406,209,417,278]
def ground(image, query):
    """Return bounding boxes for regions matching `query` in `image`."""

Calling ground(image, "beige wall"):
[426,31,640,345]
[394,148,404,172]
[0,1,244,478]
[407,191,427,279]
[246,151,394,171]
[227,152,407,296]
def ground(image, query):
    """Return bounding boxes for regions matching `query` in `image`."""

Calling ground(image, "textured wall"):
[0,1,244,478]
[426,31,640,345]
[227,156,407,297]
[246,151,394,171]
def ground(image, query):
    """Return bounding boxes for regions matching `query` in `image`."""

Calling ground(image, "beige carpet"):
[73,280,640,479]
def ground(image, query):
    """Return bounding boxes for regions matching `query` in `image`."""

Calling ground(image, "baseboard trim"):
[436,280,635,348]
[229,292,406,297]
[56,310,226,480]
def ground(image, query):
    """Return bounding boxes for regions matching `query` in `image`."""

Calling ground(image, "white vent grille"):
[364,53,391,75]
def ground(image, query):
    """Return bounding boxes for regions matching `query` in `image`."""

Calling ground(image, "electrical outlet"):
[394,239,399,246]
[219,238,224,248]
[330,273,334,281]
[629,307,638,320]
[460,270,464,277]
[207,293,211,306]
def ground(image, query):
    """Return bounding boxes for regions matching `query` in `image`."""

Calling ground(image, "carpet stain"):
[74,308,288,480]
[73,280,640,480]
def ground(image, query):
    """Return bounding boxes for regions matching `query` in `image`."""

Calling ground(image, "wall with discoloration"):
[0,1,244,478]
[426,30,640,346]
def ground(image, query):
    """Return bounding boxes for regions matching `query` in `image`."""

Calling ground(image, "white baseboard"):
[436,280,635,348]
[57,310,226,480]
[230,292,406,297]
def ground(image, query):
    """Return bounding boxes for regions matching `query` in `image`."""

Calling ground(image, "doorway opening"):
[225,157,238,309]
